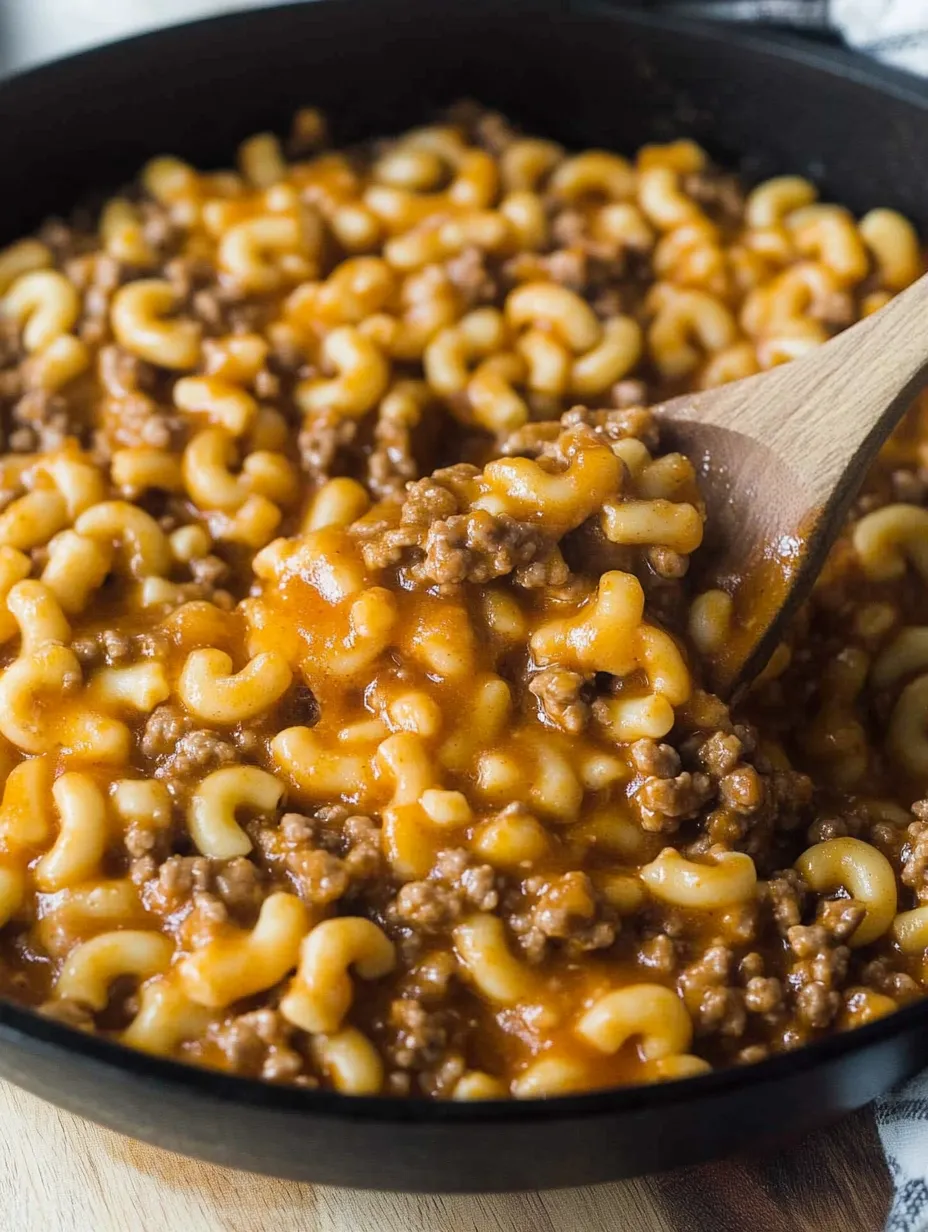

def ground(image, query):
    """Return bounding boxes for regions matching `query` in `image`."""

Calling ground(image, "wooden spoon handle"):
[765,272,928,511]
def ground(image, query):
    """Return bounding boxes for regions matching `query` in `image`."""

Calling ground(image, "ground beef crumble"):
[1,103,925,1103]
[507,871,617,964]
[155,731,240,799]
[389,848,499,936]
[210,1008,312,1084]
[529,666,591,733]
[901,801,928,903]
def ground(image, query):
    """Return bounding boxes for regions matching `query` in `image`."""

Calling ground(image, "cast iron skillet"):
[2,0,928,1193]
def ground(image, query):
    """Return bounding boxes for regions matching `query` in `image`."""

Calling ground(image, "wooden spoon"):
[652,271,928,700]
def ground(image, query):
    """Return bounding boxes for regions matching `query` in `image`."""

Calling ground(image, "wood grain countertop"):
[0,1079,892,1231]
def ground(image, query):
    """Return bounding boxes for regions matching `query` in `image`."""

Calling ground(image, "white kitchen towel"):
[878,1086,928,1232]
[664,0,928,70]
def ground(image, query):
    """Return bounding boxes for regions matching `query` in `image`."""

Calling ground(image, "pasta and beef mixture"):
[0,104,926,1099]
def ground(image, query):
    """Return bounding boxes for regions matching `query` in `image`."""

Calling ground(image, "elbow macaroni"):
[280,917,396,1033]
[0,107,922,1100]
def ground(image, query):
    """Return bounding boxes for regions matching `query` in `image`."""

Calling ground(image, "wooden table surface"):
[0,1080,892,1231]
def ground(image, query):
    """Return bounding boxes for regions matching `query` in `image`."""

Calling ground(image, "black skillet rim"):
[1,0,928,1127]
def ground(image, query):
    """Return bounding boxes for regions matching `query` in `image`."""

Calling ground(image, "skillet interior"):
[1,0,928,1190]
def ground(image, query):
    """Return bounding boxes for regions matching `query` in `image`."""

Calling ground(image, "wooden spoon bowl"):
[653,272,928,697]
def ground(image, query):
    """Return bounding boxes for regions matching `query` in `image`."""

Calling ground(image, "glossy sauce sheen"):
[0,107,925,1100]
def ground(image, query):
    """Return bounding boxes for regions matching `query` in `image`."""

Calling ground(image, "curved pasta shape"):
[381,801,440,881]
[311,1027,384,1094]
[208,494,282,550]
[74,501,170,578]
[0,757,53,850]
[174,376,258,436]
[510,1057,590,1098]
[280,916,396,1033]
[647,287,737,379]
[424,308,508,396]
[699,341,760,389]
[110,279,201,369]
[453,914,535,1005]
[0,863,25,928]
[375,732,437,806]
[55,930,174,1010]
[637,167,706,230]
[0,645,130,762]
[100,198,156,267]
[745,175,817,228]
[500,138,564,192]
[86,663,171,715]
[179,892,309,1008]
[35,773,109,892]
[3,269,80,352]
[271,726,377,805]
[385,211,511,273]
[438,673,511,772]
[601,498,703,554]
[575,984,693,1058]
[218,214,316,294]
[188,765,284,858]
[178,648,292,723]
[506,282,602,352]
[467,354,529,434]
[477,812,551,873]
[892,906,928,954]
[499,191,548,251]
[859,208,922,291]
[786,204,868,284]
[305,477,370,531]
[549,151,634,203]
[324,588,398,679]
[741,262,842,339]
[41,531,112,614]
[122,977,215,1056]
[641,1054,712,1082]
[182,428,297,513]
[140,154,198,204]
[477,439,622,531]
[34,452,106,521]
[111,779,172,830]
[238,132,286,187]
[296,326,390,419]
[36,880,145,957]
[0,547,31,642]
[531,571,690,706]
[6,580,70,654]
[592,202,654,254]
[570,316,642,397]
[452,1071,509,1101]
[871,628,928,691]
[515,328,568,397]
[289,257,395,327]
[853,504,928,581]
[688,589,734,656]
[0,490,69,552]
[795,837,897,947]
[639,848,757,909]
[418,788,472,828]
[0,238,51,296]
[595,693,676,742]
[887,674,928,778]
